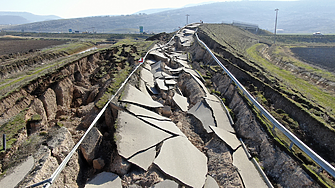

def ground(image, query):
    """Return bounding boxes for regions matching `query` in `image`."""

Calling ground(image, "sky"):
[1,0,297,19]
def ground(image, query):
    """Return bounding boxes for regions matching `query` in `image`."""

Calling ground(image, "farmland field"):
[0,38,68,56]
[290,47,335,72]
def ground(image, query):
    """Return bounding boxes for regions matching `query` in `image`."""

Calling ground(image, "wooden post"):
[3,134,6,151]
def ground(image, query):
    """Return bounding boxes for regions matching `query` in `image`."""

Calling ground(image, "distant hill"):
[0,12,61,25]
[3,1,335,34]
[134,8,175,15]
[0,15,29,25]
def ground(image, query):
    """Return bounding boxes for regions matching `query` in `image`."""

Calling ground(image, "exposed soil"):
[0,37,68,57]
[290,47,335,72]
[0,43,143,187]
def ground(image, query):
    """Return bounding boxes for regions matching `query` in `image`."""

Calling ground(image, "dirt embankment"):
[0,51,69,79]
[196,30,335,162]
[191,30,335,186]
[261,45,335,92]
[0,43,142,187]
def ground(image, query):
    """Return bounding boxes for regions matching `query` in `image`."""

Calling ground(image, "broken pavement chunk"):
[151,60,163,74]
[139,116,186,137]
[126,104,170,121]
[128,147,156,171]
[154,136,207,188]
[152,179,179,188]
[175,59,190,68]
[120,84,163,108]
[156,79,168,91]
[147,85,160,95]
[143,63,151,71]
[164,79,177,85]
[209,126,241,150]
[146,59,156,65]
[204,175,219,188]
[188,100,215,133]
[80,127,102,164]
[204,97,235,133]
[115,111,172,159]
[85,172,122,188]
[173,92,189,112]
[139,79,151,97]
[141,68,155,87]
[233,147,268,188]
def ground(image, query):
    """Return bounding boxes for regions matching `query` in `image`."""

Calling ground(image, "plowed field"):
[0,38,67,56]
[290,47,335,72]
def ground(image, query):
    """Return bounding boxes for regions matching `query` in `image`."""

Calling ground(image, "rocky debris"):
[85,172,122,188]
[80,127,103,164]
[54,77,74,107]
[48,127,75,163]
[160,106,172,117]
[20,146,59,187]
[87,87,99,104]
[40,88,57,120]
[110,153,132,176]
[205,135,243,187]
[73,85,90,107]
[122,166,164,187]
[93,158,105,170]
[79,107,99,128]
[77,102,95,118]
[0,90,34,125]
[178,72,206,106]
[26,98,48,134]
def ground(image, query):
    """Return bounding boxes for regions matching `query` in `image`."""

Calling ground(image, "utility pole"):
[274,8,279,44]
[186,14,190,25]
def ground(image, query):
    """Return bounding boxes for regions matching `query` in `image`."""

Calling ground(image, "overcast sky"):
[2,0,297,19]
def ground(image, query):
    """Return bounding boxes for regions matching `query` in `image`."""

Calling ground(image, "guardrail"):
[195,33,335,178]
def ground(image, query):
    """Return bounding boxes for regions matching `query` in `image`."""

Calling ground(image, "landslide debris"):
[0,42,151,187]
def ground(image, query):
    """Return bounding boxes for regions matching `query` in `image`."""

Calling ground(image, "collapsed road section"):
[85,23,270,188]
[17,23,327,188]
